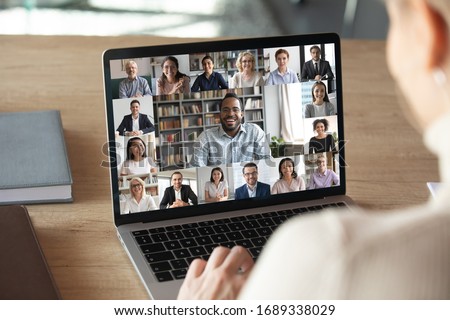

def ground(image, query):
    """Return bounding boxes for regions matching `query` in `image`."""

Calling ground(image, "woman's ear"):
[414,0,449,69]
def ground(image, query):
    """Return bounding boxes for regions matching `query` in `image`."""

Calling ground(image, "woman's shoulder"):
[252,72,263,80]
[231,72,241,79]
[272,179,283,186]
[122,159,131,165]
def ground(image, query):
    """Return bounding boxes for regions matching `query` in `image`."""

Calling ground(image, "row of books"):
[153,86,261,102]
[246,110,263,121]
[160,130,203,142]
[184,130,200,141]
[181,104,202,114]
[158,105,179,117]
[158,100,260,119]
[159,119,181,130]
[183,117,203,127]
[204,102,220,113]
[205,113,221,125]
[160,132,181,143]
[163,153,184,166]
[157,103,204,117]
[245,98,263,109]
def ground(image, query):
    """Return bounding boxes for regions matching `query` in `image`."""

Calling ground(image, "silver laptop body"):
[103,33,353,299]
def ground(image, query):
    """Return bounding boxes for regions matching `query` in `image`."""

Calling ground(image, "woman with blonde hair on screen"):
[123,177,157,214]
[177,0,450,299]
[229,51,264,88]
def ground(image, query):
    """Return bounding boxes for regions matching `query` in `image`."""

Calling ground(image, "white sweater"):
[240,112,450,299]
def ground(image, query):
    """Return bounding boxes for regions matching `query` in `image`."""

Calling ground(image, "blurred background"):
[0,0,388,39]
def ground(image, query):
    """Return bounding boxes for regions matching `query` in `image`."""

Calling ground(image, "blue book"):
[0,110,73,204]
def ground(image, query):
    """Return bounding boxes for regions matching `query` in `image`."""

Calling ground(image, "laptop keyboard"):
[132,202,347,282]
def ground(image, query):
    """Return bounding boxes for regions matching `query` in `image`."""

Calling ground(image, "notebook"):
[102,33,354,299]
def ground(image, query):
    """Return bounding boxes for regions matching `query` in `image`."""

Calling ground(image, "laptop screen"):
[103,34,345,226]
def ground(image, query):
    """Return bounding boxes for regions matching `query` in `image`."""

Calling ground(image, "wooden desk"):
[0,35,439,299]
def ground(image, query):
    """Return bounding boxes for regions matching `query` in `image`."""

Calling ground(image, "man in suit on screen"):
[160,171,198,209]
[301,45,334,81]
[116,99,155,136]
[234,162,270,200]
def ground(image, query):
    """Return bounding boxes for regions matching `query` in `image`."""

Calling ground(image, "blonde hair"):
[129,177,147,195]
[316,154,327,165]
[236,51,255,72]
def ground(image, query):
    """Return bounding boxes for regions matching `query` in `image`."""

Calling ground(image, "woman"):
[120,137,157,177]
[308,118,336,153]
[229,51,264,88]
[178,0,450,300]
[304,81,336,118]
[191,55,228,92]
[156,56,190,95]
[265,48,299,85]
[122,177,157,213]
[271,158,306,194]
[306,154,339,189]
[204,167,229,202]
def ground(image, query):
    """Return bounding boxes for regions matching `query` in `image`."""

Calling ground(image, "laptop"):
[102,33,353,299]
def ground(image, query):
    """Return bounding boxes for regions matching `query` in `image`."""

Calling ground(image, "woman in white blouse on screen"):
[204,167,228,202]
[120,137,157,177]
[123,177,157,214]
[229,51,264,89]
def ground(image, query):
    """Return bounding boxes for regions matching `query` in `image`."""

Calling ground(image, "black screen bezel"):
[102,33,345,227]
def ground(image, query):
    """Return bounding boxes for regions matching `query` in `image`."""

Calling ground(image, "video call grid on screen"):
[106,40,342,216]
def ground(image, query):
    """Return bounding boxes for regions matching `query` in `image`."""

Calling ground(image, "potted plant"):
[270,136,286,158]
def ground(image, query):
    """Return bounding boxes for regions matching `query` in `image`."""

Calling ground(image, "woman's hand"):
[178,246,254,300]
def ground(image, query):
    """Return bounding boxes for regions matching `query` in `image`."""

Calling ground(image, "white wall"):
[262,85,280,139]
